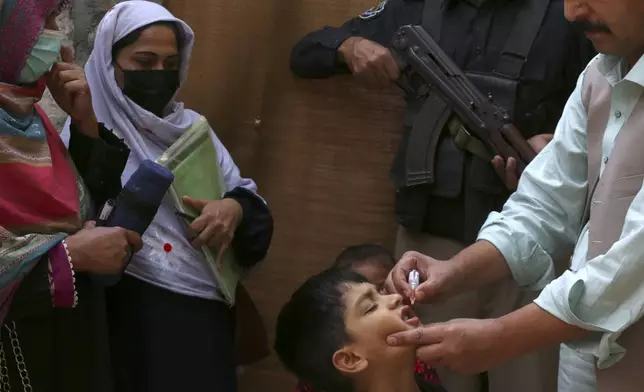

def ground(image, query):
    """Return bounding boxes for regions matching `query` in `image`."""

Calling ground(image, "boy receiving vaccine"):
[277,244,445,392]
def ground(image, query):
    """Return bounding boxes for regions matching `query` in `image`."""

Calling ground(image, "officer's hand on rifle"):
[491,133,554,191]
[338,37,400,89]
[491,156,519,191]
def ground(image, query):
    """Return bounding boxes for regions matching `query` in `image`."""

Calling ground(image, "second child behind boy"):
[276,262,446,391]
[333,244,396,292]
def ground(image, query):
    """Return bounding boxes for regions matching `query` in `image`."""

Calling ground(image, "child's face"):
[331,282,417,375]
[351,262,390,292]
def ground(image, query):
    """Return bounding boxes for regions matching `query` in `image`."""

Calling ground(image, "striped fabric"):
[0,0,81,326]
[0,98,88,323]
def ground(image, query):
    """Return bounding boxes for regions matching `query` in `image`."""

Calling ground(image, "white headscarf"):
[61,0,258,299]
[82,0,199,158]
[62,0,255,193]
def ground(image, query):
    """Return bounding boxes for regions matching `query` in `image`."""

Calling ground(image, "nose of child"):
[386,293,403,309]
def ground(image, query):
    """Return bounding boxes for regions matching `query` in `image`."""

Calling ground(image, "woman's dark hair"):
[111,21,181,60]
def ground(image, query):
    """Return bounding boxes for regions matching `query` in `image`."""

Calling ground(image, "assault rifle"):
[391,25,536,179]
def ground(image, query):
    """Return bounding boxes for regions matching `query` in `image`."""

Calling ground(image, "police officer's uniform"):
[290,1,596,391]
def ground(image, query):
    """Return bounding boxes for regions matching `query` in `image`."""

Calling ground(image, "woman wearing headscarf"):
[60,2,274,391]
[0,0,144,391]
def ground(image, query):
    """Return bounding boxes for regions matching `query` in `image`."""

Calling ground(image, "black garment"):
[106,178,272,392]
[68,122,130,207]
[4,272,114,392]
[223,186,274,268]
[3,122,130,392]
[290,0,596,243]
[106,275,237,392]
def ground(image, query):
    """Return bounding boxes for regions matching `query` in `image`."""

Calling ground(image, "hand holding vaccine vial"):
[408,269,420,304]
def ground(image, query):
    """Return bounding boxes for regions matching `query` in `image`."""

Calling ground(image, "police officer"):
[290,1,595,392]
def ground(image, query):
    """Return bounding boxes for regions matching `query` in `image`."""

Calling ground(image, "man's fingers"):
[491,156,505,179]
[401,250,427,260]
[61,45,74,64]
[414,280,438,302]
[505,157,518,190]
[346,59,357,75]
[123,229,143,252]
[491,156,518,190]
[391,251,427,296]
[387,325,444,346]
[391,258,416,297]
[374,67,391,88]
[356,56,392,89]
[372,54,397,87]
[382,52,401,81]
[506,157,517,172]
[416,343,449,365]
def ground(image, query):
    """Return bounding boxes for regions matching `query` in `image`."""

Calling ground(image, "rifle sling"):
[451,0,550,158]
[448,118,493,161]
[422,0,445,41]
[405,90,451,187]
[495,0,551,79]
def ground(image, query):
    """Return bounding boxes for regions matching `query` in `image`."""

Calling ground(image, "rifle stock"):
[391,25,536,174]
[500,123,536,163]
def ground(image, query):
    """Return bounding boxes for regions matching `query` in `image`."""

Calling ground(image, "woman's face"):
[113,24,180,89]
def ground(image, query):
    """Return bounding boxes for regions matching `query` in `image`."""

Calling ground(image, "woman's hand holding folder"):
[182,196,243,265]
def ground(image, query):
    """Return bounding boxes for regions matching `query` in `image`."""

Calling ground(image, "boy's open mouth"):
[400,305,420,327]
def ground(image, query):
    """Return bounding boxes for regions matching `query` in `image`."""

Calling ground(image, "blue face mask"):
[17,29,66,85]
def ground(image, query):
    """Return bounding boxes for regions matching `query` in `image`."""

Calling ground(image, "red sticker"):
[163,243,172,253]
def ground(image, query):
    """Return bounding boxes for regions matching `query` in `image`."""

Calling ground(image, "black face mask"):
[120,69,180,117]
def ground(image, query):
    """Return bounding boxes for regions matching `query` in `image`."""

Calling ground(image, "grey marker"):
[96,199,115,226]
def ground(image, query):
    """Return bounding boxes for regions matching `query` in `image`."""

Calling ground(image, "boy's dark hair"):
[334,243,395,269]
[274,268,368,392]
